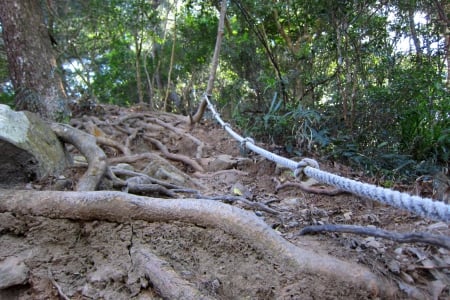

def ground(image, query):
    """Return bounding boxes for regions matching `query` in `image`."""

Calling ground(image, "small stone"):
[387,260,401,274]
[208,154,236,171]
[0,256,29,289]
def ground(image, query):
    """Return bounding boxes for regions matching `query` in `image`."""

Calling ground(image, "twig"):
[203,194,279,215]
[48,269,70,300]
[193,169,249,178]
[299,224,450,250]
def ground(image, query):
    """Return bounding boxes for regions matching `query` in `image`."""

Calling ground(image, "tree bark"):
[408,0,423,59]
[0,0,70,121]
[190,0,227,124]
[433,0,450,88]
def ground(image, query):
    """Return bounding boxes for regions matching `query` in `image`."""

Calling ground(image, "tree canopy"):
[0,0,448,180]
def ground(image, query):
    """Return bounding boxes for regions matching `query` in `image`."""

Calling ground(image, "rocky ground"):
[0,104,448,299]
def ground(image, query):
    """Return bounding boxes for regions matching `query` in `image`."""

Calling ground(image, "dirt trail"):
[0,105,448,299]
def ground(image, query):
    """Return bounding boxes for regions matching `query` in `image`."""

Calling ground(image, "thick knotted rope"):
[202,95,450,222]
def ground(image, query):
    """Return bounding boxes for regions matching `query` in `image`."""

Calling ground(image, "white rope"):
[303,166,449,222]
[203,95,450,222]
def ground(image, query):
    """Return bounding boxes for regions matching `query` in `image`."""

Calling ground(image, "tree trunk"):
[433,0,450,88]
[164,5,178,112]
[134,33,144,104]
[408,1,423,59]
[190,0,227,124]
[0,0,69,121]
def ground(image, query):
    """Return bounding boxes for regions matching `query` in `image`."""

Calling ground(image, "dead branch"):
[131,246,213,300]
[0,189,397,297]
[48,269,69,300]
[193,169,249,178]
[299,224,450,250]
[51,123,107,191]
[204,195,279,215]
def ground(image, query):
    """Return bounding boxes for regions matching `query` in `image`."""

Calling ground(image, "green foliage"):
[1,0,447,181]
[233,93,329,155]
[0,83,14,106]
[391,60,449,164]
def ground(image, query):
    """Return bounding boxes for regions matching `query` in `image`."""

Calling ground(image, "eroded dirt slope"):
[0,105,448,299]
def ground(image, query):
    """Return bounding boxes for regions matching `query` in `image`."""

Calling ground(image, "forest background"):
[0,0,449,184]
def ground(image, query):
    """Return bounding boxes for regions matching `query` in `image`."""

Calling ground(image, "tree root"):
[299,224,450,250]
[131,246,213,300]
[51,123,107,191]
[149,117,205,160]
[0,189,398,298]
[147,137,204,172]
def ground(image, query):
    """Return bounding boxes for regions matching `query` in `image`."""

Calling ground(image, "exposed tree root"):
[131,246,213,300]
[108,152,162,165]
[73,110,206,173]
[50,123,107,191]
[147,136,204,172]
[299,224,450,250]
[0,189,398,298]
[149,117,205,160]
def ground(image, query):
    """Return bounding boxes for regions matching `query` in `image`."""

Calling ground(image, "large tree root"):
[51,123,107,191]
[131,246,214,300]
[0,189,398,298]
[299,224,450,250]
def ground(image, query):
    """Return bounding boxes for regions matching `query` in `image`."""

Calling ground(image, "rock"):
[143,155,199,188]
[0,104,68,184]
[387,260,401,274]
[230,181,253,199]
[0,256,29,289]
[207,154,236,171]
[88,265,126,283]
[52,175,73,191]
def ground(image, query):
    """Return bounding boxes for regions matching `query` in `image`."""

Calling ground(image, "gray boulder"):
[0,104,68,185]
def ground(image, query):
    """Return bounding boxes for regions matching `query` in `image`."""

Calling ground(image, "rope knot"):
[241,137,255,148]
[294,158,319,179]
